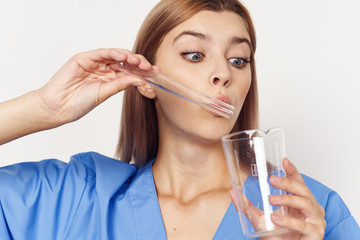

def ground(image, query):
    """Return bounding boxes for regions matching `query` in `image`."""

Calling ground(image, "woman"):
[0,0,358,239]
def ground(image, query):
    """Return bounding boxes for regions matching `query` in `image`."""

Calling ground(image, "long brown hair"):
[116,0,258,167]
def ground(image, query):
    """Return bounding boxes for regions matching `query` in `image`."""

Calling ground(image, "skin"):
[0,48,158,145]
[144,11,326,240]
[147,11,252,239]
[0,10,326,240]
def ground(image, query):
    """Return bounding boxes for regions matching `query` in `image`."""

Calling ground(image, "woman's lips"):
[215,95,231,105]
[208,95,232,117]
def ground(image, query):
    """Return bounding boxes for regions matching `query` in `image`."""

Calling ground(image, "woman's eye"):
[229,57,249,67]
[182,52,204,62]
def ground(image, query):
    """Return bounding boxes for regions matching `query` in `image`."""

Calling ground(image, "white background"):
[0,0,359,224]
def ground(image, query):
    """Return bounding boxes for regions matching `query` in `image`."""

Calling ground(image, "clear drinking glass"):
[221,128,289,238]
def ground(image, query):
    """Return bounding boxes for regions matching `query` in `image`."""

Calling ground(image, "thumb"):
[229,189,239,212]
[229,189,266,231]
[98,75,146,104]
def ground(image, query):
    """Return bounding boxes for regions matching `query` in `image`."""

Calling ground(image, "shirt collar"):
[129,159,245,240]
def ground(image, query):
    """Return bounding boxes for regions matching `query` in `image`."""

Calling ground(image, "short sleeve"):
[0,157,88,239]
[324,191,360,239]
[302,174,360,239]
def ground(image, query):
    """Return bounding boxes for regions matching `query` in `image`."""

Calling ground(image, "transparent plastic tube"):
[145,73,234,118]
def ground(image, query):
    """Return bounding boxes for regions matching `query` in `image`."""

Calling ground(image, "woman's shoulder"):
[71,151,137,180]
[0,152,141,239]
[0,151,137,178]
[301,173,349,214]
[301,174,336,201]
[0,151,138,197]
[71,151,139,195]
[301,173,360,238]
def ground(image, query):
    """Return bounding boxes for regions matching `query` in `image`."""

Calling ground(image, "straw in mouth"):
[117,61,235,118]
[145,73,235,119]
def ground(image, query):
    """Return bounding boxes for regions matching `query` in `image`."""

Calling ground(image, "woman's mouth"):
[208,95,232,117]
[216,95,231,105]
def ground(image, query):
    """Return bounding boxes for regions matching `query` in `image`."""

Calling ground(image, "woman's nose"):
[210,60,231,88]
[212,76,230,87]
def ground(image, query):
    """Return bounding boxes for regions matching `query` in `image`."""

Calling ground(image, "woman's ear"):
[137,83,157,99]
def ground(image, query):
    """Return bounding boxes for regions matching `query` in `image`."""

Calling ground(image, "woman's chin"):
[190,127,233,144]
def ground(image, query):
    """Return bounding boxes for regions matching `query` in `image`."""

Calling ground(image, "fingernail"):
[271,213,283,223]
[133,81,146,87]
[271,176,282,184]
[145,60,152,66]
[141,61,151,68]
[153,65,160,73]
[269,195,282,203]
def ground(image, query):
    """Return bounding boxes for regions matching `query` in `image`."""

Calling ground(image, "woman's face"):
[153,10,252,142]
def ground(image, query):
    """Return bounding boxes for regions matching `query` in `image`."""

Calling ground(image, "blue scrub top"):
[0,152,359,239]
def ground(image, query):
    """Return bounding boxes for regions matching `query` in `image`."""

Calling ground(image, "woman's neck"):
[152,135,232,204]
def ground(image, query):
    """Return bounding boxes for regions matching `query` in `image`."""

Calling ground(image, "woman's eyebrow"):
[173,31,211,45]
[230,36,252,50]
[173,30,251,50]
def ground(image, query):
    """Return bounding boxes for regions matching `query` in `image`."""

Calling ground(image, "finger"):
[124,53,142,66]
[77,48,152,72]
[230,189,263,216]
[71,49,128,74]
[270,175,313,198]
[269,194,309,210]
[152,65,160,74]
[282,158,304,184]
[133,54,153,70]
[83,48,130,63]
[270,159,312,198]
[269,194,320,218]
[240,193,262,217]
[112,51,159,76]
[98,75,145,103]
[116,52,151,70]
[230,189,269,232]
[118,61,159,79]
[229,189,239,212]
[126,54,160,74]
[271,213,325,237]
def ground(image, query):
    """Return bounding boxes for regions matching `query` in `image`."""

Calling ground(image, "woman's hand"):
[230,158,326,240]
[266,158,326,239]
[36,48,158,125]
[0,48,158,145]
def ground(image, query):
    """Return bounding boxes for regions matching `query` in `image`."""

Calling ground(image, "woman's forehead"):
[165,10,250,43]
